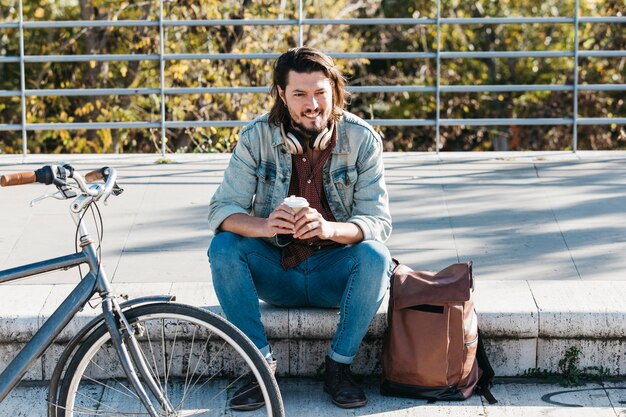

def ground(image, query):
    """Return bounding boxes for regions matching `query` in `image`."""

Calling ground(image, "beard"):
[286,105,332,137]
[291,118,327,137]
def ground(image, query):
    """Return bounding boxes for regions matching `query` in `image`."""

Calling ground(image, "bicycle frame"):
[0,233,107,402]
[0,214,172,416]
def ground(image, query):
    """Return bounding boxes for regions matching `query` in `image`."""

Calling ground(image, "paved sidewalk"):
[2,377,626,416]
[1,151,626,283]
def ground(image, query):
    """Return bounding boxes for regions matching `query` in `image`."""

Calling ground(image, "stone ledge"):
[2,280,626,379]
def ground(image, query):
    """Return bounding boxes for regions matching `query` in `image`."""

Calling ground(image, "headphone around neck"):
[280,123,334,155]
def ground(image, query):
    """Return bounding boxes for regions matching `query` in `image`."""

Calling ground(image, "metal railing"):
[0,0,625,155]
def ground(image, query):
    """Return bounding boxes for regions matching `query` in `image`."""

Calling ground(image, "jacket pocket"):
[253,163,276,217]
[330,166,357,211]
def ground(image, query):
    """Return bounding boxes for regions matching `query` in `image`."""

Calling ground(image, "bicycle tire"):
[54,302,284,417]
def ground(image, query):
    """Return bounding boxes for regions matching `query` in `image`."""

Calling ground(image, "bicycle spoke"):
[177,341,243,409]
[142,320,168,397]
[165,318,182,388]
[82,363,139,401]
[72,384,141,415]
[159,318,169,400]
[178,327,212,409]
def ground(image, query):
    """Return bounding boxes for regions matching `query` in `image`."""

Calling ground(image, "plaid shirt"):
[281,127,343,270]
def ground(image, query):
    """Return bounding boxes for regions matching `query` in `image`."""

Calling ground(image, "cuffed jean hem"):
[328,349,354,365]
[259,344,272,360]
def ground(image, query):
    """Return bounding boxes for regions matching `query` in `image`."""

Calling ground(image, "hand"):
[293,207,335,240]
[264,204,296,237]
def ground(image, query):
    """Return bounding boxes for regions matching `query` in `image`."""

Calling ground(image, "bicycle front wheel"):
[55,302,283,417]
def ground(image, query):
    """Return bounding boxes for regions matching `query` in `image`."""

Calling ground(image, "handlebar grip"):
[0,172,37,187]
[85,169,105,183]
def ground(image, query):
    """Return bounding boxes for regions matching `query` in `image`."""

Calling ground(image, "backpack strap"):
[391,258,401,275]
[475,328,498,404]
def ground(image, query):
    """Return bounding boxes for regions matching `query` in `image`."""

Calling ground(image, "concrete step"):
[1,280,626,381]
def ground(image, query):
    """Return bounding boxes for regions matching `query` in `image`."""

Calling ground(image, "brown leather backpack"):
[381,260,496,403]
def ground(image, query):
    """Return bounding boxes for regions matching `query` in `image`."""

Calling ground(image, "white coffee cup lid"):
[283,195,309,208]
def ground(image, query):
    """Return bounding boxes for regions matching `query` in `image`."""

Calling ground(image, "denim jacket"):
[208,111,392,244]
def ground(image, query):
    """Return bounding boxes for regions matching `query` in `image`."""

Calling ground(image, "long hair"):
[268,47,348,127]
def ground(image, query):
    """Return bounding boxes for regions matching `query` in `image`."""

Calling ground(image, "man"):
[208,47,392,410]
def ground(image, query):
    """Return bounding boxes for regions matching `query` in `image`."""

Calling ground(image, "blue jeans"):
[208,232,392,364]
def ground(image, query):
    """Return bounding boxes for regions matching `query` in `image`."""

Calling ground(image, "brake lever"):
[103,184,124,206]
[30,190,70,207]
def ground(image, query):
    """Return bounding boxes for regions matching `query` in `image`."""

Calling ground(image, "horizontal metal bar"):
[163,19,298,27]
[0,90,21,97]
[0,57,20,63]
[441,118,574,126]
[3,117,625,132]
[578,84,626,91]
[578,17,626,24]
[368,119,436,126]
[440,84,573,92]
[331,52,436,59]
[23,20,160,28]
[165,121,250,128]
[303,18,436,25]
[164,87,269,94]
[441,17,574,25]
[4,16,624,31]
[348,86,436,93]
[579,50,626,58]
[20,54,161,63]
[0,52,436,63]
[168,52,438,60]
[577,117,626,125]
[2,49,624,65]
[167,52,280,61]
[440,51,574,59]
[25,88,161,97]
[26,122,161,130]
[3,83,625,100]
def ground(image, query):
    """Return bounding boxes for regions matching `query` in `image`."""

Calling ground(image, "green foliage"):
[0,0,625,153]
[522,346,611,387]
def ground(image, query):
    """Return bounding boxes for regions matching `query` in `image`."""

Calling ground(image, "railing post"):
[297,0,303,47]
[159,0,166,156]
[18,0,27,156]
[572,0,580,153]
[435,0,441,154]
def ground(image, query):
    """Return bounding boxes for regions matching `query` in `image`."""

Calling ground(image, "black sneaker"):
[230,360,277,411]
[323,356,367,409]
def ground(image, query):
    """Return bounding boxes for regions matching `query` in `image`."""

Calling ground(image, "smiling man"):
[208,47,392,410]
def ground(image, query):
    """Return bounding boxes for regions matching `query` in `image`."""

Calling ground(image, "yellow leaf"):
[120,66,127,77]
[34,7,44,19]
[498,95,504,101]
[89,61,96,69]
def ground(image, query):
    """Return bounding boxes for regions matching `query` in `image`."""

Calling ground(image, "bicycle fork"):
[102,296,177,417]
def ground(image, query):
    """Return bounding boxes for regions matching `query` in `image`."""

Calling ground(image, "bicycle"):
[0,163,284,417]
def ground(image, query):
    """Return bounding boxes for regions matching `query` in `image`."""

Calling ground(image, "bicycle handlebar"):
[0,171,37,187]
[1,165,122,204]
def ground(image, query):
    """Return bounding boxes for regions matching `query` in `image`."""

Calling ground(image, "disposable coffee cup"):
[283,195,309,213]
